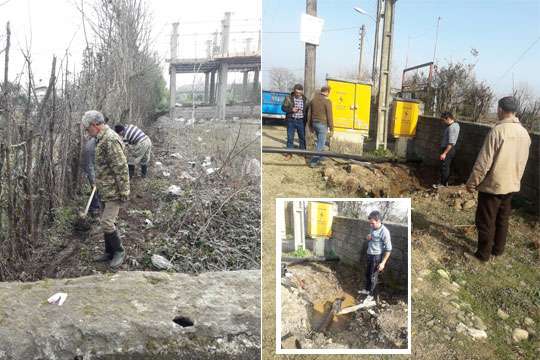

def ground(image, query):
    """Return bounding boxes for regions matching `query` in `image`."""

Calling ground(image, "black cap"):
[498,96,517,112]
[114,124,125,134]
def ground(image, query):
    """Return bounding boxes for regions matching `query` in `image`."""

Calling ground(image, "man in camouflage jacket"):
[82,110,130,268]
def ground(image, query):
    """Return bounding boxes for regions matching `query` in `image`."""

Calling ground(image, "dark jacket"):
[281,93,308,121]
[308,92,333,129]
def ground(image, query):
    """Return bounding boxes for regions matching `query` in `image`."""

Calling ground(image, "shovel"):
[73,186,97,232]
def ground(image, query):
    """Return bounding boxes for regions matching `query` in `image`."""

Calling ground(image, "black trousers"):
[365,254,383,296]
[440,147,456,185]
[475,192,513,261]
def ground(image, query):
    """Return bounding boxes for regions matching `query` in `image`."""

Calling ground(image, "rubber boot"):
[109,231,125,268]
[94,233,113,262]
[141,164,148,178]
[128,164,135,179]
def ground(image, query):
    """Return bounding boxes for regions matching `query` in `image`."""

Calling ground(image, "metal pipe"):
[262,146,421,163]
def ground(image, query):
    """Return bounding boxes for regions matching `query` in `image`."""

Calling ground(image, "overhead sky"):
[0,0,261,88]
[262,0,540,98]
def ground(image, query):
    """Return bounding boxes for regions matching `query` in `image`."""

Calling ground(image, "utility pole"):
[358,24,366,81]
[405,35,411,69]
[375,0,397,150]
[433,16,441,64]
[304,0,317,100]
[372,0,382,87]
[169,22,179,117]
[217,12,231,120]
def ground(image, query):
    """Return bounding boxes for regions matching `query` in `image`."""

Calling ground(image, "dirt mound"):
[323,162,423,197]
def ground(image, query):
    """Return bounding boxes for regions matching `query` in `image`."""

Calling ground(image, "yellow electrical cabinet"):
[392,98,421,137]
[307,201,335,238]
[326,78,371,135]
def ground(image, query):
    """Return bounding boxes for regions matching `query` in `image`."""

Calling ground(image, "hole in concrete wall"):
[173,316,194,327]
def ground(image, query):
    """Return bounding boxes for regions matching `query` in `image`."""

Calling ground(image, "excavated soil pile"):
[323,162,424,197]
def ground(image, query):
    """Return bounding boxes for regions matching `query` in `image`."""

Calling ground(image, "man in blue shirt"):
[436,111,460,187]
[358,210,392,305]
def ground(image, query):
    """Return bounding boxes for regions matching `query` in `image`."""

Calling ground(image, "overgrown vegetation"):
[0,0,168,280]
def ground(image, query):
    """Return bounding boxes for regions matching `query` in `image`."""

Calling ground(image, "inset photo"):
[276,198,411,355]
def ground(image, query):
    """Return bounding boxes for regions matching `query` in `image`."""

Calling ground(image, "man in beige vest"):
[466,96,531,262]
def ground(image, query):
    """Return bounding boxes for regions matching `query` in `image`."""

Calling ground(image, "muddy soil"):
[280,262,408,350]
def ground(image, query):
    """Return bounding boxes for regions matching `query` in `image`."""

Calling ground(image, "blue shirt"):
[367,224,392,255]
[442,122,460,148]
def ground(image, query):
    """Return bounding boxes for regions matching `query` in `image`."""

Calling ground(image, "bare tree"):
[513,83,540,132]
[269,67,301,92]
[337,201,408,224]
[0,0,168,280]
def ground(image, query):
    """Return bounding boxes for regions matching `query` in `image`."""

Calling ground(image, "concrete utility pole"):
[169,22,179,117]
[209,70,216,105]
[372,0,382,87]
[375,0,397,150]
[242,71,249,102]
[293,201,306,251]
[358,24,366,81]
[304,0,317,100]
[217,12,231,120]
[253,68,260,102]
[204,72,210,103]
[432,16,441,64]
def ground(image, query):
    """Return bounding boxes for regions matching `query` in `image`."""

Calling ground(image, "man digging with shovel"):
[82,110,130,268]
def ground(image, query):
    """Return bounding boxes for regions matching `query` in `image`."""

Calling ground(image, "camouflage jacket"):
[95,125,130,202]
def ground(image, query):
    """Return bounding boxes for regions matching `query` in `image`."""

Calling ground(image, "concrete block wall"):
[331,216,409,292]
[413,115,540,210]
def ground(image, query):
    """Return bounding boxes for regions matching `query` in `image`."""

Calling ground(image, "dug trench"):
[280,261,408,350]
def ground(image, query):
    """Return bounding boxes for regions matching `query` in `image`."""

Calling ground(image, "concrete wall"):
[413,115,540,209]
[331,216,409,292]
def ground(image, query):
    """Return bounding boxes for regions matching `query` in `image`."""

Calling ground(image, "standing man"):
[281,84,307,160]
[358,210,392,305]
[436,111,460,187]
[466,96,531,262]
[307,86,334,168]
[82,110,130,268]
[114,124,152,178]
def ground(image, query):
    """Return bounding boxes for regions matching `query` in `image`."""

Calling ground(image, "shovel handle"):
[83,186,97,217]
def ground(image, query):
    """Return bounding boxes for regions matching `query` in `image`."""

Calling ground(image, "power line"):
[264,26,359,34]
[497,35,540,82]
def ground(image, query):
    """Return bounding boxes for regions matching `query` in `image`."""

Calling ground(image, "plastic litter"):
[180,172,196,181]
[167,185,183,196]
[151,254,174,270]
[47,292,68,306]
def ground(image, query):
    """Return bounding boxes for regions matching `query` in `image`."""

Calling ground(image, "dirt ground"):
[262,124,540,359]
[280,262,407,350]
[18,117,261,281]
